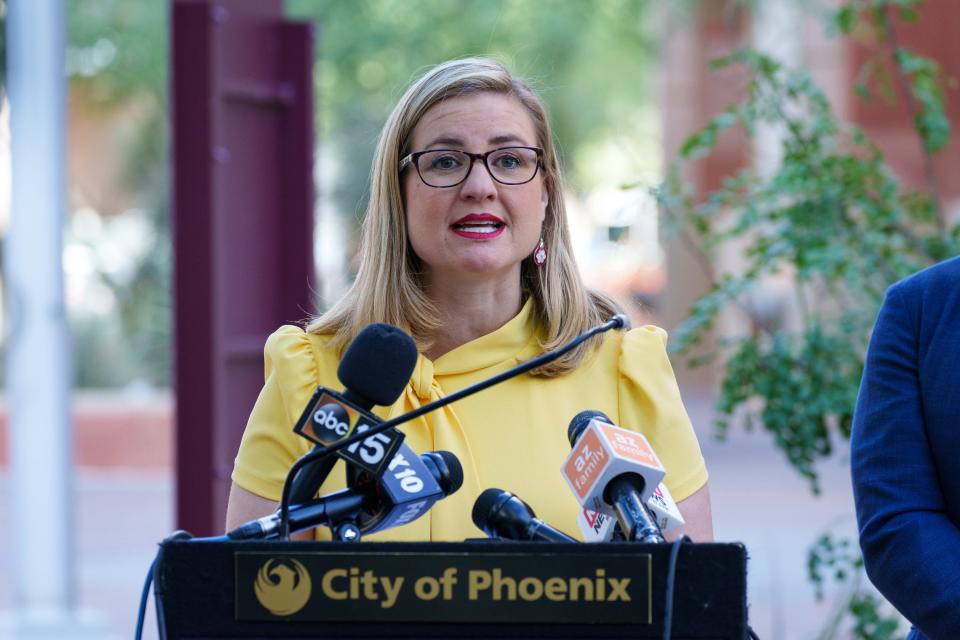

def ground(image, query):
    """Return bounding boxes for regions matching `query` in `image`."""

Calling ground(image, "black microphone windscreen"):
[567,409,613,446]
[337,323,418,406]
[423,450,464,496]
[470,489,577,543]
[471,488,510,531]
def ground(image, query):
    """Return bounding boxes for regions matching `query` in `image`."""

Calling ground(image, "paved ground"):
[0,390,907,639]
[0,470,170,640]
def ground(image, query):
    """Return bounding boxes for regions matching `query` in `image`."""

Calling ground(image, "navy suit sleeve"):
[851,285,960,638]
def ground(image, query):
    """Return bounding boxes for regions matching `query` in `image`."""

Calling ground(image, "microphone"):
[229,450,462,540]
[576,502,622,542]
[562,410,666,543]
[577,482,685,542]
[472,488,578,543]
[646,482,685,533]
[350,447,464,535]
[287,323,418,504]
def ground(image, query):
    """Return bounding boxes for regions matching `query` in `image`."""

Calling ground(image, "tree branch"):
[659,200,776,338]
[880,4,946,236]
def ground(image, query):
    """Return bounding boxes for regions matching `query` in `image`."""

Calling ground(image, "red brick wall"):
[847,0,960,204]
[0,393,172,469]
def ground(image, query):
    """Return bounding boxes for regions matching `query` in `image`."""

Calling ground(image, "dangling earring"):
[533,237,547,267]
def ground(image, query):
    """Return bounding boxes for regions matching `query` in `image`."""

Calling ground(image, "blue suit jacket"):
[852,256,960,639]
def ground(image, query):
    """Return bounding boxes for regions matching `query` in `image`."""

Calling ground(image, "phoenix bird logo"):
[254,558,312,616]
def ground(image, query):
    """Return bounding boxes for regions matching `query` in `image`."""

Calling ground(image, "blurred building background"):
[0,0,957,638]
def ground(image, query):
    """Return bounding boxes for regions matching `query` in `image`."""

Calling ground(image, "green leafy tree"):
[656,1,958,636]
[68,0,170,386]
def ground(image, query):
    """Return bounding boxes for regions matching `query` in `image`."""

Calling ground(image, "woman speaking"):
[225,57,712,542]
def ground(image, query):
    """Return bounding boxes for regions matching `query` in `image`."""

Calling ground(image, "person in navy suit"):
[851,255,960,640]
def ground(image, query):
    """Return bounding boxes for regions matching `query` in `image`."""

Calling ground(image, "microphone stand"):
[277,314,629,534]
[279,447,338,539]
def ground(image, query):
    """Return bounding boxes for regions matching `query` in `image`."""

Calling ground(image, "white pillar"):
[1,1,109,637]
[752,0,803,176]
[744,0,807,334]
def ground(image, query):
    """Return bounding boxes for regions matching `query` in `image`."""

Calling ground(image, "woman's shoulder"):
[264,324,337,360]
[264,324,334,351]
[619,324,675,374]
[571,323,677,394]
[622,324,669,348]
[262,324,341,389]
[592,323,671,368]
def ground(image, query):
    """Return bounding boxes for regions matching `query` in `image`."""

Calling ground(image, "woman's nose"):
[458,158,498,200]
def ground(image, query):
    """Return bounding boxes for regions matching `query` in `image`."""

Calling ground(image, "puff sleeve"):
[618,325,708,503]
[231,325,339,500]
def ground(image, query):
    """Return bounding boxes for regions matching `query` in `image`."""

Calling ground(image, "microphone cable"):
[135,529,228,640]
[134,557,154,640]
[278,314,629,533]
[661,535,689,640]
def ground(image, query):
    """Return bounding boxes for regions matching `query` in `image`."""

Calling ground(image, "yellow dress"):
[232,300,708,541]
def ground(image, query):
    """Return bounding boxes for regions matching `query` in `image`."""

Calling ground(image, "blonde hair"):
[308,57,620,376]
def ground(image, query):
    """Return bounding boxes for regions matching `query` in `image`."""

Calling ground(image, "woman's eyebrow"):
[422,133,529,149]
[488,134,527,146]
[423,135,465,148]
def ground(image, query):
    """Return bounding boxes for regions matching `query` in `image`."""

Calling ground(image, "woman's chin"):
[450,257,521,282]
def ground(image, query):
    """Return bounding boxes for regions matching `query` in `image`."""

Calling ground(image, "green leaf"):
[832,4,857,35]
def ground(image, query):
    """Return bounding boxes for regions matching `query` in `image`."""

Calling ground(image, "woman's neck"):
[423,270,523,361]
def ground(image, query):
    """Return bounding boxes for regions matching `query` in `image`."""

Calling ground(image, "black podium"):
[154,540,748,639]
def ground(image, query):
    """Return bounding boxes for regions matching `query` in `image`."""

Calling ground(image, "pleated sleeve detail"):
[231,325,334,500]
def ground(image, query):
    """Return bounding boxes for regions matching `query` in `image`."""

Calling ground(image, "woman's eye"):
[430,154,462,170]
[493,154,522,169]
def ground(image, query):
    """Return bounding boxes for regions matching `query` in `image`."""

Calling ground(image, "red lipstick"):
[450,213,506,240]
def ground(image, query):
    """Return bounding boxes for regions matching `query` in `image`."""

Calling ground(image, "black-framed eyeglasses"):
[399,146,544,188]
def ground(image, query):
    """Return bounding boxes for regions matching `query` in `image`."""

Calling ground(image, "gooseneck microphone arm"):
[229,491,367,541]
[278,314,629,530]
[607,476,665,544]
